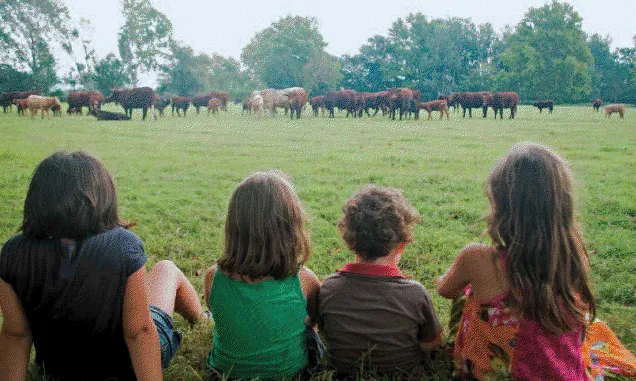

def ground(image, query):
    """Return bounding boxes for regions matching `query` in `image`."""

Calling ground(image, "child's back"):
[318,186,441,375]
[207,269,307,379]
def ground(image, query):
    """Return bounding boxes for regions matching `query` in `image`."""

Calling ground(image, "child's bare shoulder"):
[458,243,496,267]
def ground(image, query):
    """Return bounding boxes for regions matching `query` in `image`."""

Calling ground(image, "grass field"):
[0,104,634,380]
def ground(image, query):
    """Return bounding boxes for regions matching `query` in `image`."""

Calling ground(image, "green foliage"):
[496,0,592,102]
[0,0,74,91]
[241,15,330,89]
[302,53,342,96]
[91,53,131,96]
[118,0,173,85]
[0,64,35,92]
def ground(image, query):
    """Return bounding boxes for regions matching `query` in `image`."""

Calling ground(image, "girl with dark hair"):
[0,151,206,381]
[437,142,596,380]
[204,171,323,380]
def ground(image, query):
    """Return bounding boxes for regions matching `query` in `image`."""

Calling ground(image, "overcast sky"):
[60,0,635,84]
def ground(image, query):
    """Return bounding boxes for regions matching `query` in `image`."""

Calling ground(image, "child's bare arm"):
[0,279,32,381]
[299,266,320,327]
[437,243,488,299]
[122,267,163,381]
[204,265,217,307]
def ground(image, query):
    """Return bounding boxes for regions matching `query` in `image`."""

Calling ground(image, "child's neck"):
[354,253,402,267]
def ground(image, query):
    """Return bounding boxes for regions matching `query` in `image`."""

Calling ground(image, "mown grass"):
[1,104,635,380]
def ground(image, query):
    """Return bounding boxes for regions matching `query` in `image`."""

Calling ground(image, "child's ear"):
[394,242,407,254]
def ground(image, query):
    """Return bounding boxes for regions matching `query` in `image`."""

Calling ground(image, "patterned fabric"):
[452,291,636,381]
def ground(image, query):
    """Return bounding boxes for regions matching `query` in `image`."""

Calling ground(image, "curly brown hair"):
[338,185,420,260]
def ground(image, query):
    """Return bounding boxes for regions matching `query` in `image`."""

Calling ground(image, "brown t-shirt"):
[317,263,442,374]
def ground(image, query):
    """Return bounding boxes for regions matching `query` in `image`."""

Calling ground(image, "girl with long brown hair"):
[437,142,595,380]
[203,171,323,380]
[0,151,206,381]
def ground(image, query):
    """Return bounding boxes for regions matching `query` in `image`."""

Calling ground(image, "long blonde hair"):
[486,142,595,334]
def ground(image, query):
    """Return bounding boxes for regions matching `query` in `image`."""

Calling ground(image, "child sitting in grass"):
[318,185,442,375]
[204,171,323,380]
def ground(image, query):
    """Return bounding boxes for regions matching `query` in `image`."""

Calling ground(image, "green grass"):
[1,104,635,380]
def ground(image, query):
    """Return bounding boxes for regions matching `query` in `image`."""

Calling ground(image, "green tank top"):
[207,270,308,380]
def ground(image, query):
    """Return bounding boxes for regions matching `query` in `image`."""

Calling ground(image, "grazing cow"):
[0,91,39,113]
[310,96,324,116]
[191,94,213,114]
[207,98,222,115]
[89,108,131,120]
[533,100,554,114]
[12,99,29,116]
[453,92,488,118]
[357,92,388,117]
[67,91,104,115]
[592,98,603,112]
[154,95,171,117]
[386,88,419,120]
[324,90,356,118]
[171,96,191,117]
[604,104,625,119]
[419,100,450,120]
[489,92,520,119]
[51,103,62,117]
[287,88,308,119]
[26,95,61,120]
[260,88,293,115]
[209,91,229,111]
[447,93,461,112]
[250,94,264,120]
[104,87,155,120]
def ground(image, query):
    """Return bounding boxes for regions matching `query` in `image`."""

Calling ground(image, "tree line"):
[1,0,635,104]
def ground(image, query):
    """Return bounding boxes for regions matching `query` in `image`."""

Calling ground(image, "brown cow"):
[419,100,449,120]
[191,91,229,113]
[592,98,603,112]
[288,88,308,119]
[453,92,489,118]
[324,90,357,118]
[604,104,625,119]
[154,95,170,117]
[209,91,229,111]
[12,99,29,116]
[27,95,61,120]
[489,92,519,119]
[207,98,222,115]
[171,96,191,117]
[386,88,419,120]
[104,87,155,120]
[67,91,104,115]
[310,96,324,116]
[1,91,39,113]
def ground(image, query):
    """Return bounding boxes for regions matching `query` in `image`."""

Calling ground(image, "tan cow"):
[27,95,62,120]
[604,104,625,119]
[207,98,222,115]
[250,94,264,120]
[419,100,450,120]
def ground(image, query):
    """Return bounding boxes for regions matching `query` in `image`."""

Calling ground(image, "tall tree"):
[0,0,75,91]
[91,53,131,95]
[495,0,592,102]
[302,53,342,96]
[118,0,173,85]
[241,15,328,89]
[158,41,206,96]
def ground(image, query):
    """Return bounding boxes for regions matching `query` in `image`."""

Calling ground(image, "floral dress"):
[452,287,636,381]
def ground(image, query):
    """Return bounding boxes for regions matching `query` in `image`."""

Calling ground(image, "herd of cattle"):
[0,88,627,121]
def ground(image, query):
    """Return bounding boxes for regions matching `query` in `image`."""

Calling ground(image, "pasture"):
[0,104,634,380]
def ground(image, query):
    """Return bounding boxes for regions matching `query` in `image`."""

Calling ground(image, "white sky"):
[59,0,636,85]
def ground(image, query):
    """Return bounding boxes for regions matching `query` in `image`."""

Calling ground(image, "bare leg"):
[147,260,206,324]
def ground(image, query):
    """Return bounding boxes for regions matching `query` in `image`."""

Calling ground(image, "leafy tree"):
[91,53,131,95]
[495,0,592,102]
[158,41,206,96]
[0,64,34,92]
[302,53,342,96]
[118,0,173,85]
[0,0,75,91]
[241,16,328,89]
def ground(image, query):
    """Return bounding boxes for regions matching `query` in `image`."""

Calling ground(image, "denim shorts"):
[150,305,182,368]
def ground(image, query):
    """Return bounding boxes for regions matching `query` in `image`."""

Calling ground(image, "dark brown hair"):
[21,151,130,240]
[487,142,595,334]
[218,171,311,280]
[339,185,420,260]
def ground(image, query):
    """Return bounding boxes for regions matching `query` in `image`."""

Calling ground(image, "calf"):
[533,100,554,114]
[604,104,625,119]
[89,108,131,120]
[419,100,450,120]
[591,98,603,112]
[207,98,222,115]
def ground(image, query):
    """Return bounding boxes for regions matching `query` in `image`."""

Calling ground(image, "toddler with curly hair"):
[318,185,442,376]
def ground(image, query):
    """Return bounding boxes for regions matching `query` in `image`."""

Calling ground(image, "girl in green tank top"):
[204,171,322,380]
